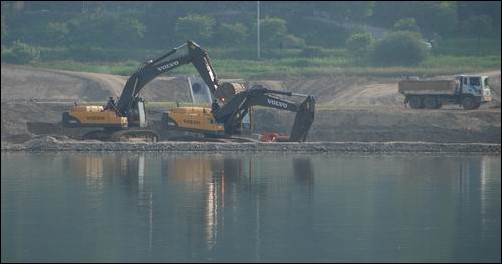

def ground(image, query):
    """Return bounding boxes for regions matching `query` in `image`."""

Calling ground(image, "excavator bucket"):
[289,95,315,142]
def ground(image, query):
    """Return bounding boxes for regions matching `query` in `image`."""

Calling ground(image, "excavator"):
[62,40,222,141]
[162,85,315,142]
[63,40,315,142]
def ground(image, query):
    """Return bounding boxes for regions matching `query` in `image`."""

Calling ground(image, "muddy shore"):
[1,136,499,153]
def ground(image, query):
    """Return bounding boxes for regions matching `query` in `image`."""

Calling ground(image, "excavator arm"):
[212,86,315,142]
[114,40,220,116]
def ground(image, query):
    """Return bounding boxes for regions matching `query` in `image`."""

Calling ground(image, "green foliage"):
[432,38,500,56]
[2,40,40,64]
[414,2,457,37]
[282,34,306,49]
[176,14,215,42]
[373,2,457,37]
[1,14,6,40]
[457,2,501,36]
[218,23,249,47]
[67,12,145,49]
[372,31,428,66]
[301,46,325,58]
[326,1,374,21]
[259,17,287,49]
[41,22,69,46]
[288,17,349,47]
[392,18,420,33]
[463,15,493,39]
[462,15,494,55]
[0,1,499,76]
[346,32,374,59]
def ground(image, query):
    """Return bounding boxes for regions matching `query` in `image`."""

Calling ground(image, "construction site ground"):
[1,64,500,152]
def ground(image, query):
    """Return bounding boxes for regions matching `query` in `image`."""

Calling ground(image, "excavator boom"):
[212,86,315,142]
[115,40,220,116]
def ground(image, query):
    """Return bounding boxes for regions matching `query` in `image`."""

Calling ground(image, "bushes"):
[175,14,215,43]
[282,34,305,49]
[301,46,324,58]
[372,31,429,66]
[2,40,40,64]
[346,32,374,59]
[67,12,145,49]
[218,22,249,46]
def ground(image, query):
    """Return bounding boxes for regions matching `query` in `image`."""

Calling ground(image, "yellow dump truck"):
[398,75,492,109]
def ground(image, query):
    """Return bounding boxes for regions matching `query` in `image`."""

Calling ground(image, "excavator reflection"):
[62,153,314,259]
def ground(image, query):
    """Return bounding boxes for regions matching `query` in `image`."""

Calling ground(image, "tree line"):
[1,1,500,66]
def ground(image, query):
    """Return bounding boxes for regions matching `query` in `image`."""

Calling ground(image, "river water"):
[1,152,500,262]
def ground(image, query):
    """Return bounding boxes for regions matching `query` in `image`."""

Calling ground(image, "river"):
[1,152,500,262]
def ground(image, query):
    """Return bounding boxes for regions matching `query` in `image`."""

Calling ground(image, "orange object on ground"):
[259,132,290,142]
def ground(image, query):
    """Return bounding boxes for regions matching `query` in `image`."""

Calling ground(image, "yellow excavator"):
[63,40,315,142]
[62,40,225,141]
[163,84,315,142]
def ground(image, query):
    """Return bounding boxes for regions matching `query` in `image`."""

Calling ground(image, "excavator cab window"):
[106,97,116,110]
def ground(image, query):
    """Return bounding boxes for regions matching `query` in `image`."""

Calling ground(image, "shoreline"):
[1,136,500,153]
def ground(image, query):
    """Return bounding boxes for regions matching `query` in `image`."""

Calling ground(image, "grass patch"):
[32,44,500,80]
[434,38,501,56]
[34,57,500,80]
[422,55,501,72]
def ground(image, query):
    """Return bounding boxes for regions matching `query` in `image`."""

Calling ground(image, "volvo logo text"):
[157,61,179,71]
[267,99,288,108]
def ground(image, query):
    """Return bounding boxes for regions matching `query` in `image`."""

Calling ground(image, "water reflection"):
[58,153,316,261]
[1,153,500,262]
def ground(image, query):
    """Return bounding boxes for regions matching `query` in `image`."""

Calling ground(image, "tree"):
[372,2,457,38]
[1,14,6,40]
[372,31,428,66]
[3,40,40,64]
[413,2,457,38]
[259,17,288,49]
[282,34,305,49]
[346,32,374,60]
[67,12,145,49]
[392,18,420,33]
[457,1,501,36]
[463,15,493,54]
[175,14,215,43]
[42,22,69,46]
[327,1,374,22]
[217,23,249,47]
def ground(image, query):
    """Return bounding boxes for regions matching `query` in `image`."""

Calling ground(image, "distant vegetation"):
[1,1,500,78]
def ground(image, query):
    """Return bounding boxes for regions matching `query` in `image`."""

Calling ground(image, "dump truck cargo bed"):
[398,80,459,95]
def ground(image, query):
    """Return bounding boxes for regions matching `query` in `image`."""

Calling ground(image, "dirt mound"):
[1,64,192,102]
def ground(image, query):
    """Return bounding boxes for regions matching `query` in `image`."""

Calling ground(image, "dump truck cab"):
[456,75,492,103]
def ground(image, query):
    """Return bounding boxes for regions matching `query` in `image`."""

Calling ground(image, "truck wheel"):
[408,96,423,109]
[462,97,477,110]
[424,96,438,109]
